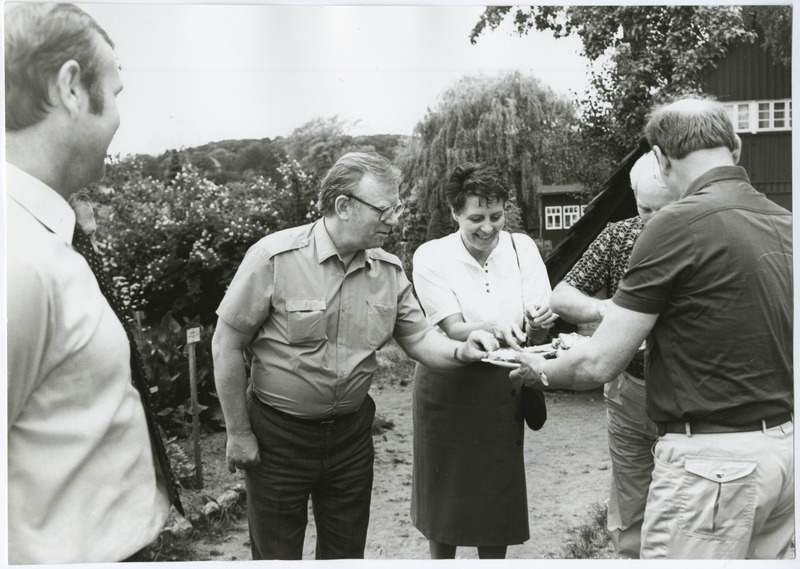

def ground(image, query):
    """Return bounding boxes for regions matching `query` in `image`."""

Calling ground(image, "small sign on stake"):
[186,327,201,344]
[186,327,203,487]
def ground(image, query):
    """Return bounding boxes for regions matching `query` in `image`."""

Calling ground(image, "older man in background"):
[212,151,497,560]
[513,97,793,559]
[548,150,674,558]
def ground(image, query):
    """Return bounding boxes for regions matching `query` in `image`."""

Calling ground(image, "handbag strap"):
[509,233,527,333]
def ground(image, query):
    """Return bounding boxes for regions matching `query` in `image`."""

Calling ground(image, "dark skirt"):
[410,361,530,546]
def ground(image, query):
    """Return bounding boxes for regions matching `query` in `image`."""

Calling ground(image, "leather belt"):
[260,399,358,428]
[657,411,793,436]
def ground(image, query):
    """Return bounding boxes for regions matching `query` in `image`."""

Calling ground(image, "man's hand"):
[490,320,527,350]
[510,352,549,388]
[458,329,500,362]
[525,304,559,331]
[226,431,261,473]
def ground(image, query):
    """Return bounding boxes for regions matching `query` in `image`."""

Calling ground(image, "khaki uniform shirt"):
[217,220,430,419]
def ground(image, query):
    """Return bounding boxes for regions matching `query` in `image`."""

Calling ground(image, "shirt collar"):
[6,162,76,245]
[448,230,510,267]
[684,165,750,197]
[313,219,368,267]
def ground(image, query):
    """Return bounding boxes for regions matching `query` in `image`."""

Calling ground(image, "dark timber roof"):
[544,139,649,288]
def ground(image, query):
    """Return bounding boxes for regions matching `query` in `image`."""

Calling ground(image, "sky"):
[77,3,590,157]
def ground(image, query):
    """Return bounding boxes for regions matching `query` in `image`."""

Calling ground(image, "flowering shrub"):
[91,159,317,324]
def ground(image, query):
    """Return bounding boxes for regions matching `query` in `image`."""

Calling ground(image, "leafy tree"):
[471,6,761,186]
[89,159,316,325]
[397,71,579,265]
[746,5,792,66]
[280,116,357,181]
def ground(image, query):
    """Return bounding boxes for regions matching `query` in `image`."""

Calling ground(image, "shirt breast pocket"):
[286,298,327,344]
[366,299,396,350]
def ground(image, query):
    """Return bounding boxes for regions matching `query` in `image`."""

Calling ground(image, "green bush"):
[90,159,317,325]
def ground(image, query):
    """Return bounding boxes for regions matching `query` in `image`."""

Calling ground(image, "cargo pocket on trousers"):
[678,455,757,541]
[286,298,327,343]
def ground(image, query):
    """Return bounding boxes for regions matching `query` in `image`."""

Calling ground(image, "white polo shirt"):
[6,163,170,563]
[412,230,551,327]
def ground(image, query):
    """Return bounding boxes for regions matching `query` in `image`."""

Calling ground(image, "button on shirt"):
[412,231,551,327]
[217,220,430,419]
[6,163,170,563]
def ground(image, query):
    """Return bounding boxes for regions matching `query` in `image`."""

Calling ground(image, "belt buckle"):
[319,418,336,429]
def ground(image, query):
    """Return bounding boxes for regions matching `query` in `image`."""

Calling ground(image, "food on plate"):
[485,333,590,364]
[551,332,590,351]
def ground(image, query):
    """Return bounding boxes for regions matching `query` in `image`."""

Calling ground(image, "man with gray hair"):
[212,151,498,559]
[548,150,674,558]
[513,96,793,559]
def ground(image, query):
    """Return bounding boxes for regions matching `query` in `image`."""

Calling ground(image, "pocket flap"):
[366,299,396,315]
[684,456,756,483]
[286,298,326,312]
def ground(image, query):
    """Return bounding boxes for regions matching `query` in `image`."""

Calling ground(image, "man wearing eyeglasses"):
[212,151,498,560]
[513,97,793,559]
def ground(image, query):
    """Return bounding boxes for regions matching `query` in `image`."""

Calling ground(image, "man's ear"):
[333,194,351,220]
[51,59,83,117]
[652,145,671,176]
[732,134,742,164]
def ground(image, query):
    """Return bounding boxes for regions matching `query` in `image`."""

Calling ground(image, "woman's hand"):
[525,304,559,331]
[490,321,527,351]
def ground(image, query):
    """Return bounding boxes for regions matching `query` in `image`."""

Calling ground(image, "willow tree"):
[398,71,579,263]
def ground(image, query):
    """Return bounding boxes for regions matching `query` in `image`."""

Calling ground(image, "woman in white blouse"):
[410,163,557,559]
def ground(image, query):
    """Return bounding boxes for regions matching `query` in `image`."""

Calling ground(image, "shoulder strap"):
[509,233,527,333]
[509,232,521,270]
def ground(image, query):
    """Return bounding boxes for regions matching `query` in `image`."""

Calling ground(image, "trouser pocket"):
[678,455,757,541]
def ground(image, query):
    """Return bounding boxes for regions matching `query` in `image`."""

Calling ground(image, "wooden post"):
[186,326,203,488]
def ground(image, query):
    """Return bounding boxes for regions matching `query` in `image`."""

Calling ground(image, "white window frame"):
[545,206,562,230]
[562,205,581,229]
[580,205,587,217]
[723,99,792,133]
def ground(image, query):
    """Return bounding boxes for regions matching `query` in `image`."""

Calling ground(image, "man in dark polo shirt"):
[512,97,793,559]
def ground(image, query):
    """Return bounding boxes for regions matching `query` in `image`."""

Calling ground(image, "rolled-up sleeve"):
[216,245,275,335]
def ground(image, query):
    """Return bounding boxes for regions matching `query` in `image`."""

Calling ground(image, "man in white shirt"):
[6,4,174,562]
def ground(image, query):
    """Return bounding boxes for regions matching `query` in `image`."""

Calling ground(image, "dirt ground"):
[180,381,612,561]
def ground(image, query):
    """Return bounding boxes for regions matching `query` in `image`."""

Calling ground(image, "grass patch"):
[372,413,395,435]
[139,500,247,562]
[559,502,613,559]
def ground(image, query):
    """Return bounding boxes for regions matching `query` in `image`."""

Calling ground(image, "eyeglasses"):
[347,194,406,222]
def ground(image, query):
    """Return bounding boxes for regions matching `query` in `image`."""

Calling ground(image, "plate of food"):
[482,343,558,368]
[482,333,590,368]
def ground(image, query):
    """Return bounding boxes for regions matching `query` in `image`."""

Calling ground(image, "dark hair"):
[317,152,402,216]
[5,3,114,131]
[644,96,737,160]
[445,162,509,213]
